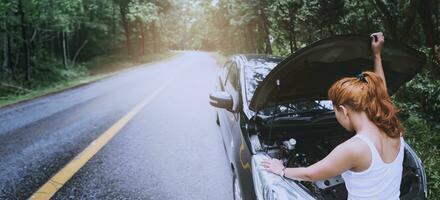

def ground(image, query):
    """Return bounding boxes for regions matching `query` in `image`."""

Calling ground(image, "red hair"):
[328,71,404,138]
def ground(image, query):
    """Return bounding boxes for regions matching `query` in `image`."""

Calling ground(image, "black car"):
[209,35,427,200]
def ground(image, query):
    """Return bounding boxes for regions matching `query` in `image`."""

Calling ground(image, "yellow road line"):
[29,86,166,200]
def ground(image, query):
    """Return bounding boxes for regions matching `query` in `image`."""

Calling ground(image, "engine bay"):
[259,135,350,200]
[253,131,426,200]
[250,102,426,199]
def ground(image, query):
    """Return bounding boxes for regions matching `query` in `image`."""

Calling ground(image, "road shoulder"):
[0,52,178,109]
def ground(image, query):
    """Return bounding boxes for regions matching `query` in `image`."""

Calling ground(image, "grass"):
[0,51,176,108]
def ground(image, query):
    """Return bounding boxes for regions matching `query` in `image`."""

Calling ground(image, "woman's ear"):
[338,105,349,118]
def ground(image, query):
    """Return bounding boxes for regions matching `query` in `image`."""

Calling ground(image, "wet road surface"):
[0,52,233,200]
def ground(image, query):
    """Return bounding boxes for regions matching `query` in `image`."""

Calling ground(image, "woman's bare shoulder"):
[338,137,371,159]
[337,136,372,171]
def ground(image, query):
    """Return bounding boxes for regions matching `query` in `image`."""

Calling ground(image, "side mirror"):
[209,91,233,111]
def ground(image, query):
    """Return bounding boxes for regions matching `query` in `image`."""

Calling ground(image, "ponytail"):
[328,71,404,138]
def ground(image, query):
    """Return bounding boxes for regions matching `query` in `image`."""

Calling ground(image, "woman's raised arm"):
[370,32,387,90]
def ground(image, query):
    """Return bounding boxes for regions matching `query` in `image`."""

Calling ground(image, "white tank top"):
[341,134,404,200]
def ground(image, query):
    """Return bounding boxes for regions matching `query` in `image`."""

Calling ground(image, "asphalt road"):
[0,52,233,200]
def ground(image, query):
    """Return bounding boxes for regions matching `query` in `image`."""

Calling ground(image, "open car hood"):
[249,35,426,111]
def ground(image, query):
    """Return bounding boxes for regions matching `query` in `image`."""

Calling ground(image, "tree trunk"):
[247,24,257,53]
[2,34,6,69]
[119,0,131,55]
[18,0,31,82]
[66,32,70,60]
[261,15,272,54]
[289,31,294,54]
[245,27,251,53]
[288,8,297,54]
[417,0,438,46]
[152,22,158,53]
[401,0,419,41]
[145,24,151,53]
[49,33,55,57]
[434,0,439,35]
[62,31,68,68]
[255,1,272,54]
[292,31,297,51]
[373,0,398,39]
[112,0,116,49]
[139,21,145,56]
[7,29,12,72]
[417,0,440,67]
[435,45,440,64]
[2,22,11,70]
[72,40,88,66]
[256,23,263,53]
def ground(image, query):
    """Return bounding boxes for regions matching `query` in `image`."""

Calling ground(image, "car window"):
[244,58,279,102]
[226,62,239,90]
[222,62,232,86]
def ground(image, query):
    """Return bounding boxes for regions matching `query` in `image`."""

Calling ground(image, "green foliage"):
[395,71,440,196]
[0,58,88,97]
[129,1,158,23]
[0,0,176,82]
[401,114,440,197]
[31,60,88,86]
[399,74,440,123]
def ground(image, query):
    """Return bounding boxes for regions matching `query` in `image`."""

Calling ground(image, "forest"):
[0,0,439,197]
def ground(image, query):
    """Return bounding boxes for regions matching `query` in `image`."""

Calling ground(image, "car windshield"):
[244,57,281,102]
[244,57,333,116]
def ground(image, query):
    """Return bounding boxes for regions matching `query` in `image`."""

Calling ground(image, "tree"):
[117,0,132,55]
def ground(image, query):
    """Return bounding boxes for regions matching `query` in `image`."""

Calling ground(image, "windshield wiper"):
[262,109,331,123]
[310,110,335,122]
[278,109,330,117]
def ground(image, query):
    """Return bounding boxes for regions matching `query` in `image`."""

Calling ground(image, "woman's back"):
[341,134,404,200]
[370,131,402,163]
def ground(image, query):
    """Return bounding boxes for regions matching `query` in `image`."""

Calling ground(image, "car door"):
[220,61,241,161]
[217,61,232,148]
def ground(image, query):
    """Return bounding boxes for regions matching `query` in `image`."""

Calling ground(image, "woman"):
[261,32,404,200]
